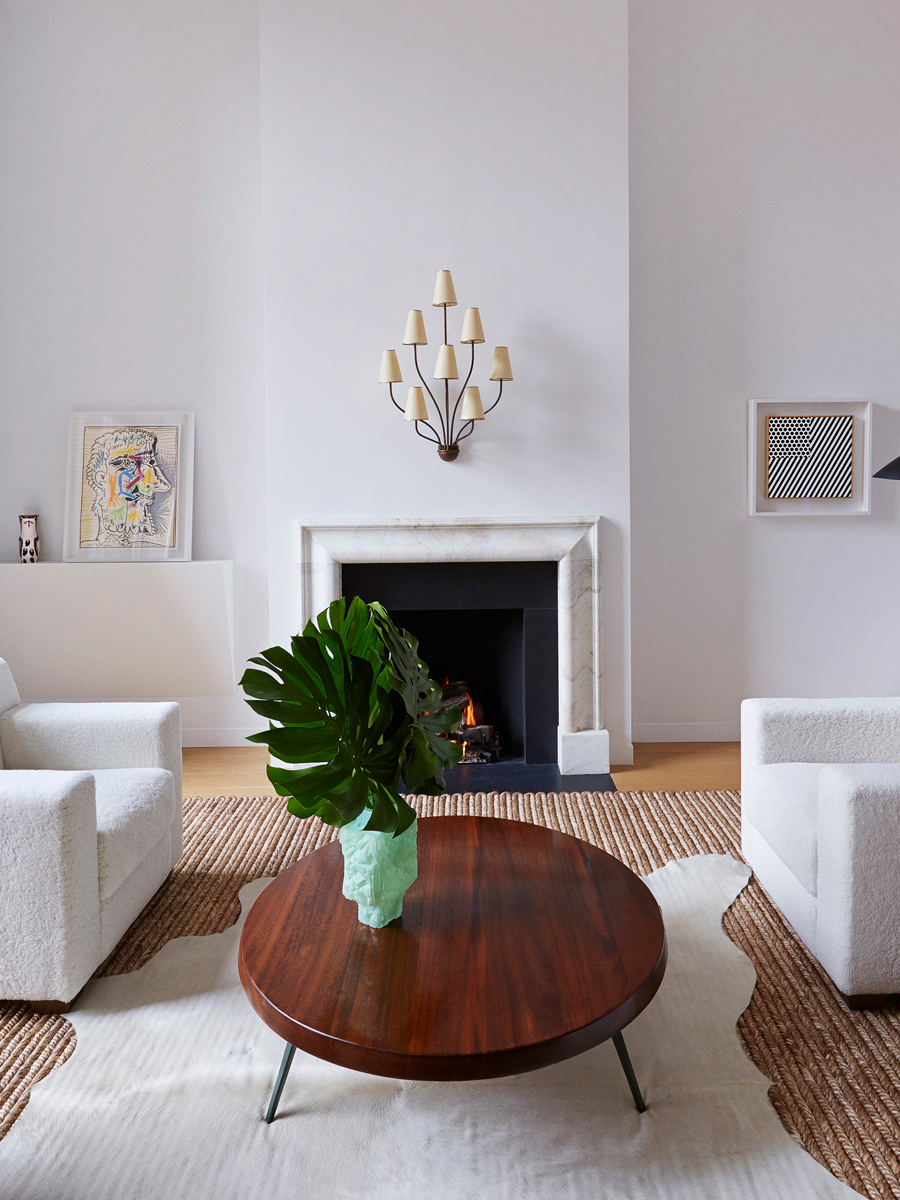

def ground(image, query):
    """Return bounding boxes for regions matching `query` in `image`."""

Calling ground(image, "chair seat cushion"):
[93,768,176,900]
[742,763,822,894]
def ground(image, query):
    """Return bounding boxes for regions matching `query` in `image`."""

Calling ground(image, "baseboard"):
[631,722,740,742]
[609,741,634,766]
[182,726,264,747]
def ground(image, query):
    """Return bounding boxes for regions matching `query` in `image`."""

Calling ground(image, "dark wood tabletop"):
[238,816,667,1082]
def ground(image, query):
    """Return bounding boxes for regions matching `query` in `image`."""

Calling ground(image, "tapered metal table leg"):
[264,1042,296,1123]
[612,1031,646,1112]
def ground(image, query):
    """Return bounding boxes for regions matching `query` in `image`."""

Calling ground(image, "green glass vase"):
[338,810,418,928]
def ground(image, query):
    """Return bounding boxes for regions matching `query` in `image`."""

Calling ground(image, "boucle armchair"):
[0,658,182,1011]
[741,697,900,1006]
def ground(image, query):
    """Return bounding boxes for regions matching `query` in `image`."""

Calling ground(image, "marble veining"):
[296,517,608,773]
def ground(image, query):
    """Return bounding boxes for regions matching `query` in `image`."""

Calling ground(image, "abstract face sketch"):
[80,426,178,548]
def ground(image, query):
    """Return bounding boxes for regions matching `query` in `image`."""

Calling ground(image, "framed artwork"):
[63,411,195,561]
[748,400,871,517]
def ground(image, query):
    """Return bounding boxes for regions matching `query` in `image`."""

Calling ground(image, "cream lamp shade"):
[434,344,459,380]
[379,349,403,384]
[460,307,485,344]
[433,270,458,307]
[404,387,428,421]
[403,309,428,345]
[488,346,513,381]
[460,386,485,421]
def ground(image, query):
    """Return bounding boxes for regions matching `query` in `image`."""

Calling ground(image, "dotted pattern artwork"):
[766,415,853,500]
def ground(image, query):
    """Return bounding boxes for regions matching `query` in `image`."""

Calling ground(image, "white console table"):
[0,561,234,699]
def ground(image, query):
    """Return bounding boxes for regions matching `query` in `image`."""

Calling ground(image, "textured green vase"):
[338,811,418,928]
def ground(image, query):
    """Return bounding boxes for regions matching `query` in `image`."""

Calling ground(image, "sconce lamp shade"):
[874,455,900,480]
[403,309,428,345]
[460,386,485,421]
[433,270,458,307]
[404,387,428,421]
[489,346,513,381]
[460,307,485,344]
[379,349,403,384]
[434,344,459,380]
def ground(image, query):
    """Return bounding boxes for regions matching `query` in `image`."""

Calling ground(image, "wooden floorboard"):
[611,742,740,792]
[182,743,741,797]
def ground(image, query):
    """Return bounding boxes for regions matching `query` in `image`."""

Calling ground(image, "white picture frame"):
[63,411,195,561]
[748,399,872,517]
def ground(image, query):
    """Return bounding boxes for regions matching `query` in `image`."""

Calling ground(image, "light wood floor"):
[182,743,741,797]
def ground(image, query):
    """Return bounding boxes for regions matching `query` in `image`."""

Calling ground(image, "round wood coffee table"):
[239,816,667,1121]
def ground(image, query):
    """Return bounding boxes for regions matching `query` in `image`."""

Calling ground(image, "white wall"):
[0,0,269,744]
[13,0,893,753]
[630,0,900,740]
[259,0,633,761]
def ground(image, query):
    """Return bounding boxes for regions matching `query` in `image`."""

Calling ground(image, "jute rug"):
[0,791,898,1198]
[0,845,857,1199]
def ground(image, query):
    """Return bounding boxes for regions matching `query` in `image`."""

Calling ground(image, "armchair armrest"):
[0,771,100,1003]
[0,701,181,799]
[741,697,900,780]
[816,764,900,995]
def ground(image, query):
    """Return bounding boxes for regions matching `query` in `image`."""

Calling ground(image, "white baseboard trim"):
[609,742,634,767]
[631,722,740,742]
[182,726,264,747]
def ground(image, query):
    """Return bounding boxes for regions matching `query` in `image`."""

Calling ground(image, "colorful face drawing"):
[84,428,172,546]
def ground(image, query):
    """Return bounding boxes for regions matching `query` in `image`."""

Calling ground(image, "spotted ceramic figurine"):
[338,811,418,928]
[18,514,39,564]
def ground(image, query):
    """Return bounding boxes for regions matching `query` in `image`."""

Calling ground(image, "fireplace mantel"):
[296,517,607,774]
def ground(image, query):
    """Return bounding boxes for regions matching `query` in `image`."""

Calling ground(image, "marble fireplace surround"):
[297,517,608,775]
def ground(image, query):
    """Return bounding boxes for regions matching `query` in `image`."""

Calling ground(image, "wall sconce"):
[874,455,900,480]
[379,270,513,462]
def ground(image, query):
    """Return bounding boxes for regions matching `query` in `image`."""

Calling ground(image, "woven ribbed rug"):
[0,790,898,1199]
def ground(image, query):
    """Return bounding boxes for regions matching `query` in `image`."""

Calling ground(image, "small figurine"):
[18,514,39,563]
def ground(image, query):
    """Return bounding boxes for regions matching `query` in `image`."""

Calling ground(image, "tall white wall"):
[259,0,633,760]
[11,0,893,752]
[0,0,268,743]
[630,0,900,740]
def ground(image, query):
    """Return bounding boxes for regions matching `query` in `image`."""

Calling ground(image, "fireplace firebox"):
[342,561,559,765]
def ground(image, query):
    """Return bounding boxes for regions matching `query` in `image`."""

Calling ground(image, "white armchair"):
[741,697,900,1005]
[0,658,182,1010]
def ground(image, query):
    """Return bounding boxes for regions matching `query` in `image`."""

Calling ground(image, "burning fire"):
[464,695,476,727]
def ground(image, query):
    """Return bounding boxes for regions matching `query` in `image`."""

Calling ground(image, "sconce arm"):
[413,345,447,442]
[482,380,504,415]
[414,421,441,445]
[449,342,476,442]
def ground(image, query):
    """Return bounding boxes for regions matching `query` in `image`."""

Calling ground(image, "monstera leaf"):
[370,602,462,793]
[240,597,462,835]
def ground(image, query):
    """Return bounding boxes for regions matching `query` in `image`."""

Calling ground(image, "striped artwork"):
[765,414,853,500]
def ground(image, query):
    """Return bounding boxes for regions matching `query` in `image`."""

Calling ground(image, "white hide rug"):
[0,854,856,1200]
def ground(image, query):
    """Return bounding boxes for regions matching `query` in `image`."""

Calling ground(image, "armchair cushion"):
[93,768,176,901]
[742,763,821,894]
[0,701,182,800]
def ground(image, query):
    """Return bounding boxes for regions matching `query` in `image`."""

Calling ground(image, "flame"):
[464,696,476,727]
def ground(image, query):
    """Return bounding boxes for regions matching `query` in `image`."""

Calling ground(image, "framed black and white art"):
[748,400,872,516]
